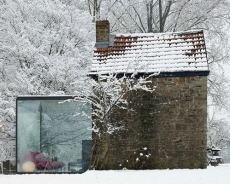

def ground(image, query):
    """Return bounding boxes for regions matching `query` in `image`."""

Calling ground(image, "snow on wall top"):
[90,30,208,76]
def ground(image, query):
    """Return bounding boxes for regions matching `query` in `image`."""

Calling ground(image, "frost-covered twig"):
[73,70,157,136]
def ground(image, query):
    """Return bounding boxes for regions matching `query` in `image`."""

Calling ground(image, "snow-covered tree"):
[72,72,156,169]
[0,0,94,94]
[207,109,230,163]
[207,116,230,149]
[93,0,230,34]
[0,0,94,162]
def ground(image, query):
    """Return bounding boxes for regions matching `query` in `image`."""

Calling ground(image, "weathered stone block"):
[91,76,207,170]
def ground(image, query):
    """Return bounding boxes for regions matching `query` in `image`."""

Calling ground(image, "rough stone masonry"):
[91,76,207,170]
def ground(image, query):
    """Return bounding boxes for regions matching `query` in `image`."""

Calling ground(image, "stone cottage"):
[89,20,209,170]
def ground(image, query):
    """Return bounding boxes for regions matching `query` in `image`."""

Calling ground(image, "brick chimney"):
[96,20,110,43]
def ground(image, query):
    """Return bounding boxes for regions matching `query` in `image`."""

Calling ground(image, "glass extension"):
[16,96,92,173]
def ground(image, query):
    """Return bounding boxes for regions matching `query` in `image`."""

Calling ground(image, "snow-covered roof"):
[89,30,209,77]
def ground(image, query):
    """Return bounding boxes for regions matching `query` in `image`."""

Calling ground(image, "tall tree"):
[0,0,94,162]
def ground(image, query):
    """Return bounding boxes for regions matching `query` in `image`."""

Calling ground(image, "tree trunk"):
[159,0,163,32]
[90,133,111,169]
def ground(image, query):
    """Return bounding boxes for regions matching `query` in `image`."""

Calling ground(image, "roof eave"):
[88,70,210,79]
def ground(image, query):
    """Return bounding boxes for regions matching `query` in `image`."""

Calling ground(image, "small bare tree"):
[207,111,230,149]
[73,72,156,169]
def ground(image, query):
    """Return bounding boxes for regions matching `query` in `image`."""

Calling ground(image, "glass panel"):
[17,98,91,173]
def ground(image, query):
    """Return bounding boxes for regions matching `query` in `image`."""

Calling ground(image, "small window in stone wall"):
[16,96,92,173]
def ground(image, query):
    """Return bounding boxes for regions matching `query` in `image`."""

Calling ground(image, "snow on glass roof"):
[90,30,209,76]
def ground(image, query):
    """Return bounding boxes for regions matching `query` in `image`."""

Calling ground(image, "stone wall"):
[91,75,207,169]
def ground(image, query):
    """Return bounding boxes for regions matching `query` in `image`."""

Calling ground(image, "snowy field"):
[1,164,230,184]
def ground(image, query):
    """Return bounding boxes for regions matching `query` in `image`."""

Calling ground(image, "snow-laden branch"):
[72,71,157,136]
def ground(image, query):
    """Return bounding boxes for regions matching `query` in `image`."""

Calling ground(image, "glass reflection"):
[17,97,91,173]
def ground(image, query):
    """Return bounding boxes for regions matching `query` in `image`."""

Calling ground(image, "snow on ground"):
[1,164,230,184]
